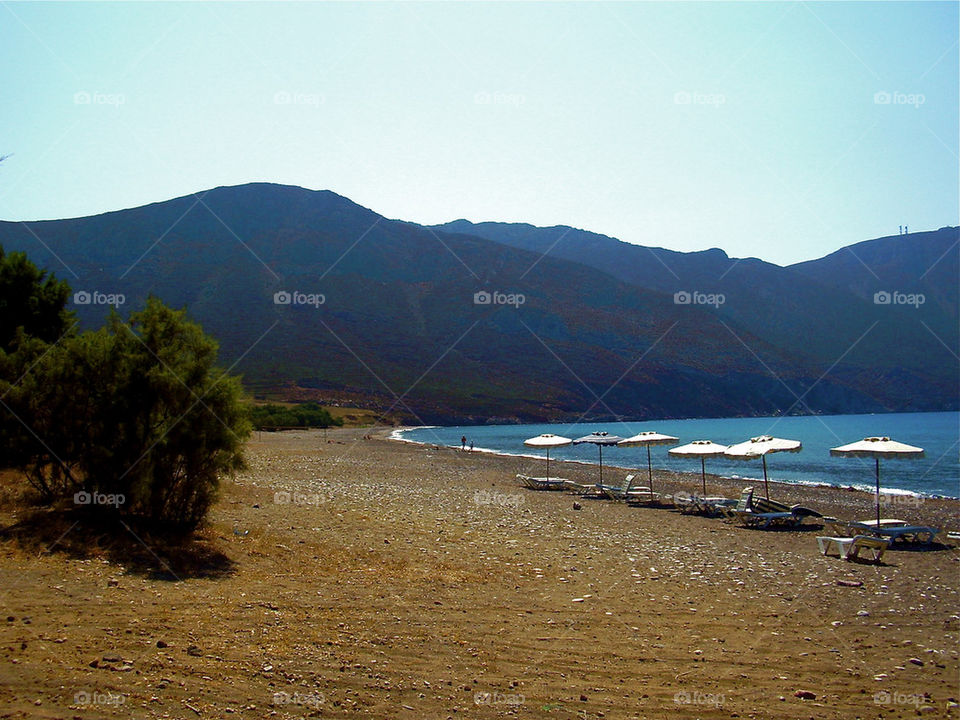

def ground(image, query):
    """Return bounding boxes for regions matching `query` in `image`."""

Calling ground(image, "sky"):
[1,1,957,266]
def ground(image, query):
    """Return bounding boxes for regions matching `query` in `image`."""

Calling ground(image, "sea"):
[396,412,959,498]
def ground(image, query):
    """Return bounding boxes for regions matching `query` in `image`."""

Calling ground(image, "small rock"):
[107,578,119,587]
[836,580,863,587]
[794,690,816,700]
[573,502,582,510]
[580,694,588,701]
[156,640,168,648]
[186,645,202,657]
[908,658,924,666]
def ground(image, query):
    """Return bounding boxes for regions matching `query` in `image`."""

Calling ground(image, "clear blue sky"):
[1,1,957,265]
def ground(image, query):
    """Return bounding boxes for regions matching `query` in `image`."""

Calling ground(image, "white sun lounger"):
[817,535,889,563]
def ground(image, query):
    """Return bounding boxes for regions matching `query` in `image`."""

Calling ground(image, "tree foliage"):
[0,247,250,533]
[249,401,342,430]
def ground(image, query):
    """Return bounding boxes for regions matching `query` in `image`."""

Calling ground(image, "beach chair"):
[730,487,825,530]
[517,474,566,491]
[562,479,604,497]
[851,523,940,545]
[817,535,889,563]
[720,487,754,519]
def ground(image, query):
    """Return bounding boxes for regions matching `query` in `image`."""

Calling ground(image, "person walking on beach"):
[469,440,474,452]
[461,435,467,451]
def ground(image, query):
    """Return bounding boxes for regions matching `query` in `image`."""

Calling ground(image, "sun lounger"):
[727,486,825,529]
[595,474,638,501]
[517,474,567,491]
[679,495,736,516]
[720,487,755,519]
[850,523,940,545]
[857,518,908,528]
[817,535,889,563]
[562,479,604,497]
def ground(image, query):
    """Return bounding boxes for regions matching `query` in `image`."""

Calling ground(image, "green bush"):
[0,263,250,532]
[249,401,342,430]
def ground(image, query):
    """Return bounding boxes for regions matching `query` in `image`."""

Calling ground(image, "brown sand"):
[0,427,957,719]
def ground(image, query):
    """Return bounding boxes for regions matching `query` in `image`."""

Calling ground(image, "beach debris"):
[793,690,816,700]
[836,580,863,587]
[573,502,582,510]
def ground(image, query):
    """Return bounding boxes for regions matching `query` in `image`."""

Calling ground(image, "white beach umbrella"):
[830,436,924,526]
[724,435,802,500]
[523,433,572,481]
[573,432,625,486]
[617,431,679,494]
[669,440,729,496]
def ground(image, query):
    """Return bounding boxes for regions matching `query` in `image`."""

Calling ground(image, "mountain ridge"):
[1,183,955,423]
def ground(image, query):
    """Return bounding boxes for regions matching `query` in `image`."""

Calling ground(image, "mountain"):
[0,183,956,423]
[434,219,959,412]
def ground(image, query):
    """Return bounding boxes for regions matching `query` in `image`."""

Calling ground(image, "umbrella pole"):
[647,446,653,492]
[546,449,550,482]
[762,455,770,500]
[599,446,603,486]
[700,457,706,496]
[876,457,881,526]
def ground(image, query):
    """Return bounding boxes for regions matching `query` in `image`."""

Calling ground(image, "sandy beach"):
[1,427,957,719]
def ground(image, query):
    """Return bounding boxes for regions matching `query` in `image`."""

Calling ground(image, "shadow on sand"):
[0,506,236,581]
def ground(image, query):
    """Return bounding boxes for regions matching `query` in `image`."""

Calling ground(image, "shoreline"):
[384,426,960,531]
[387,426,960,502]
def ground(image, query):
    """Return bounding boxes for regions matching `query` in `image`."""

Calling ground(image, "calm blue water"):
[398,412,959,498]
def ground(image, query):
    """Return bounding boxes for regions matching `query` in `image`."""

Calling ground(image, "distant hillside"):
[0,184,955,423]
[435,219,959,411]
